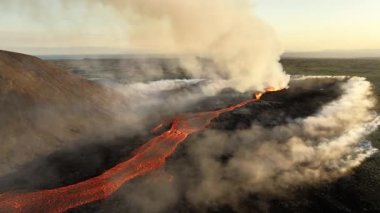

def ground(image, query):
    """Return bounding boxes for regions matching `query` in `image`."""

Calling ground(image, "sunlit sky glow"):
[255,0,380,52]
[0,0,379,55]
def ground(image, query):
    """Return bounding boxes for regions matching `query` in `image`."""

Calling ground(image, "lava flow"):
[0,88,278,213]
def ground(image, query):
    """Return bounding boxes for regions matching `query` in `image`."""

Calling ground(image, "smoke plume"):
[1,0,289,91]
[97,0,289,91]
[111,76,379,212]
[186,77,378,198]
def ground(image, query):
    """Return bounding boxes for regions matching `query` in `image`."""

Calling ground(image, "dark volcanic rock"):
[196,78,344,130]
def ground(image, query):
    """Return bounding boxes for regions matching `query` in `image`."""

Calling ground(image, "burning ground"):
[0,51,379,212]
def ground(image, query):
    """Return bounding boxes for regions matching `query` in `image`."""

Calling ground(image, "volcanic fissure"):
[0,88,280,212]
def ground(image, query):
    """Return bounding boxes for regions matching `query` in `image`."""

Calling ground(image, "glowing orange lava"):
[0,90,274,213]
[265,86,277,92]
[254,92,263,100]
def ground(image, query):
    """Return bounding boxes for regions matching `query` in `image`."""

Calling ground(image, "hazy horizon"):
[1,0,380,57]
[2,47,380,60]
[30,49,380,60]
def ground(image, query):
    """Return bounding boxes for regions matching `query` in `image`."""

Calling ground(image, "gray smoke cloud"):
[114,76,379,212]
[1,0,290,91]
[186,77,378,199]
[96,0,289,92]
[0,77,229,176]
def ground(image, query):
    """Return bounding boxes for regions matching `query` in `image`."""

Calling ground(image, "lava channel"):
[0,89,276,213]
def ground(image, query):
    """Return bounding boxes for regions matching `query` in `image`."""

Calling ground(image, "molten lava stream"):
[0,90,275,212]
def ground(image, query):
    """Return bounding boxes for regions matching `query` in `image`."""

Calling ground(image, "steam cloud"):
[96,0,289,91]
[2,0,290,91]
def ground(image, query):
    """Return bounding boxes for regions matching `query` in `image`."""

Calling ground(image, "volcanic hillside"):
[0,50,128,176]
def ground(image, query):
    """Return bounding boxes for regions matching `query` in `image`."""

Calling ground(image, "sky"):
[255,0,380,52]
[0,0,380,55]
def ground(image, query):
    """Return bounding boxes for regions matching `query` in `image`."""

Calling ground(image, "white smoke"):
[105,76,379,212]
[1,0,290,90]
[182,76,379,207]
[0,73,232,177]
[105,78,230,112]
[98,0,290,91]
